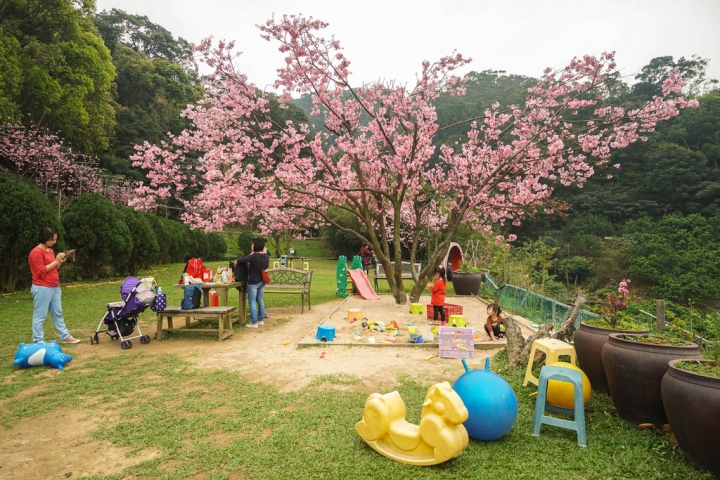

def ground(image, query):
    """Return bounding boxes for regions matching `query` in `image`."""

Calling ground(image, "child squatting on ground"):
[427,267,446,324]
[485,303,504,341]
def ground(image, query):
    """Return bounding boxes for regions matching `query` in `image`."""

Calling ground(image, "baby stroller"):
[91,276,156,349]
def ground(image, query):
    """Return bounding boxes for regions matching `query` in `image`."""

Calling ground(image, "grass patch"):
[0,261,713,479]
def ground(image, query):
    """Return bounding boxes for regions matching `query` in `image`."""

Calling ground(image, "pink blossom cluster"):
[0,124,104,198]
[128,15,697,292]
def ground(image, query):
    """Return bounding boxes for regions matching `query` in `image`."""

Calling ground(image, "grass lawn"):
[0,260,711,479]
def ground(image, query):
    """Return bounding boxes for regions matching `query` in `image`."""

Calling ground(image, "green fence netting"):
[479,275,600,329]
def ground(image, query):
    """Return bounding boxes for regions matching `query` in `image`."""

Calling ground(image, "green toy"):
[351,255,363,270]
[336,255,349,297]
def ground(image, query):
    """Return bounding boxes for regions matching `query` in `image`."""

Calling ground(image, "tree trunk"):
[504,291,586,367]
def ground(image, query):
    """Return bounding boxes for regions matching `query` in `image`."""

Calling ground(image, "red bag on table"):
[180,257,206,283]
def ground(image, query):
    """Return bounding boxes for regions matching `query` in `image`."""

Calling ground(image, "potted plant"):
[451,256,486,296]
[601,333,702,426]
[661,338,720,476]
[574,279,649,391]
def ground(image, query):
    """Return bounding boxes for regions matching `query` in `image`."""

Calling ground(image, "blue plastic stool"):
[316,325,336,342]
[531,366,587,447]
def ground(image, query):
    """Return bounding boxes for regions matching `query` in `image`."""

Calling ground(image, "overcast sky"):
[95,0,720,92]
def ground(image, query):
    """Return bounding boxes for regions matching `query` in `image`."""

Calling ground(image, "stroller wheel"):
[94,334,100,344]
[89,336,93,345]
[140,335,150,344]
[121,340,132,350]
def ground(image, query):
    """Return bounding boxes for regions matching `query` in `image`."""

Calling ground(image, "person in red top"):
[28,227,80,344]
[427,266,447,324]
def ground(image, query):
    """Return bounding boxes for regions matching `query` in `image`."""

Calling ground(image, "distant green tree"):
[118,206,159,275]
[0,31,22,121]
[93,8,197,75]
[624,214,720,305]
[321,206,369,258]
[565,256,597,285]
[61,193,132,280]
[162,218,191,262]
[0,177,62,292]
[633,55,717,99]
[236,231,255,256]
[189,228,210,259]
[100,44,201,170]
[158,217,180,262]
[0,0,116,153]
[207,232,227,260]
[142,212,171,263]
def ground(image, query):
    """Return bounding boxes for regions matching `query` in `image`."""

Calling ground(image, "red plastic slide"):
[347,269,381,300]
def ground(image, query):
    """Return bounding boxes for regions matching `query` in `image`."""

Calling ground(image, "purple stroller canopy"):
[119,276,147,316]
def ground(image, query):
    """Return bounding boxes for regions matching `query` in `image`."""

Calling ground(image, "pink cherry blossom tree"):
[0,123,104,201]
[130,15,698,304]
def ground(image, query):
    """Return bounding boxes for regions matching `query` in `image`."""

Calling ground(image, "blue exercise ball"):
[453,358,518,441]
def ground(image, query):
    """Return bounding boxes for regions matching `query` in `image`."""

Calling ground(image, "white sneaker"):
[245,323,258,329]
[257,321,265,326]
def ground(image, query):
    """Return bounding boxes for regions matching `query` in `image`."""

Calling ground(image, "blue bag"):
[181,285,205,310]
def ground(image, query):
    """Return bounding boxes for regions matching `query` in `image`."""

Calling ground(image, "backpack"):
[231,260,249,286]
[181,285,205,310]
[180,258,206,283]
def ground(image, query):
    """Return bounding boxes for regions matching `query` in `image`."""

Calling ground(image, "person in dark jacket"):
[235,238,270,328]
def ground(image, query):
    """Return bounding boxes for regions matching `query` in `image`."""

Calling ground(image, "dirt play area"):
[0,293,536,479]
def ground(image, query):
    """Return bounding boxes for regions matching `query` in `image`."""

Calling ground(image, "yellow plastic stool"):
[409,303,425,315]
[348,308,363,323]
[523,338,577,386]
[448,315,466,327]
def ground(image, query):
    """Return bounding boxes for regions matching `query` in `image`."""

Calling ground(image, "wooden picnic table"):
[173,282,246,324]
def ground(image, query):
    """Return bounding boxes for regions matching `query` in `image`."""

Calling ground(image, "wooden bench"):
[264,268,312,313]
[156,306,236,342]
[374,261,422,290]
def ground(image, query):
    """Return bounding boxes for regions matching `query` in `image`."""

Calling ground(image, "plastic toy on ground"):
[448,315,466,327]
[453,358,518,441]
[409,303,425,315]
[545,362,591,409]
[347,269,381,300]
[355,381,469,466]
[316,325,336,342]
[347,308,363,322]
[14,341,72,370]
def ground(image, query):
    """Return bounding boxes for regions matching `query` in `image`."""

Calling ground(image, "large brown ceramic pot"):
[574,322,649,392]
[601,334,702,426]
[451,272,483,295]
[662,360,720,477]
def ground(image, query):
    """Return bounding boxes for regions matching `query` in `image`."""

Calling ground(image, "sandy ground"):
[0,294,534,480]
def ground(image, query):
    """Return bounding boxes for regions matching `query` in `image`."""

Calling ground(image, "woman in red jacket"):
[28,227,81,344]
[427,267,446,324]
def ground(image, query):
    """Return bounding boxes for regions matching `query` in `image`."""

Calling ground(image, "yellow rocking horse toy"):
[355,381,469,465]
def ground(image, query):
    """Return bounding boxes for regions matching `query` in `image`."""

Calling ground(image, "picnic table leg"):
[218,288,229,306]
[156,314,163,340]
[218,312,223,341]
[235,285,246,325]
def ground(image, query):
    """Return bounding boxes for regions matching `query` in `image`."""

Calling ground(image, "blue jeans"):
[247,282,265,324]
[31,285,71,343]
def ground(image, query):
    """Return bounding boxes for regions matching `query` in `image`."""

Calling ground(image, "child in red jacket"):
[428,267,446,324]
